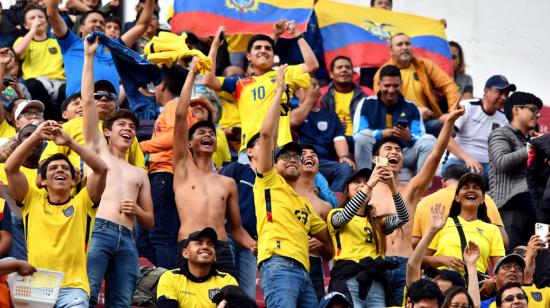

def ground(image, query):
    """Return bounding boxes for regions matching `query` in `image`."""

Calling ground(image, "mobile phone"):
[396,118,409,128]
[374,156,389,167]
[535,223,549,248]
[218,30,225,42]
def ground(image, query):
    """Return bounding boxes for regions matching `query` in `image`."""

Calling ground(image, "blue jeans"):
[441,158,490,190]
[259,255,319,308]
[346,277,386,308]
[55,288,89,308]
[228,235,257,299]
[9,215,27,260]
[424,118,443,137]
[87,218,139,308]
[386,256,408,305]
[138,172,180,269]
[318,159,354,193]
[354,133,436,171]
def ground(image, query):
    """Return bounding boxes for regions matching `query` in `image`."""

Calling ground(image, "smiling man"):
[353,64,435,171]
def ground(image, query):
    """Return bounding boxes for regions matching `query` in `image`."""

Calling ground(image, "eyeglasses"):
[278,153,302,162]
[517,104,541,118]
[502,293,526,303]
[18,111,44,119]
[94,91,117,101]
[499,263,523,272]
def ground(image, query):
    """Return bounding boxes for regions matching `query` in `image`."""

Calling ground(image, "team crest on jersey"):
[475,227,484,235]
[225,0,259,13]
[208,288,222,300]
[49,47,58,54]
[317,121,328,131]
[63,205,75,217]
[531,291,542,302]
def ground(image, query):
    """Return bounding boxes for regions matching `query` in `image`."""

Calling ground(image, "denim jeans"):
[346,277,386,308]
[259,255,319,308]
[87,218,139,308]
[9,215,27,260]
[228,235,257,299]
[441,158,490,190]
[318,159,354,193]
[142,172,180,269]
[354,133,436,171]
[55,287,89,308]
[385,256,408,305]
[309,256,326,302]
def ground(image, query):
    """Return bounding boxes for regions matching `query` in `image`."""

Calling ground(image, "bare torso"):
[94,152,146,228]
[174,161,232,241]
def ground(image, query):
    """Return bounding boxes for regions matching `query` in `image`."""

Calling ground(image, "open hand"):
[51,127,72,147]
[429,202,446,233]
[463,241,480,266]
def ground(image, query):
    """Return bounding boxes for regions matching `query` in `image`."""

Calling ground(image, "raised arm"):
[289,86,317,129]
[0,48,11,124]
[204,26,225,91]
[82,36,103,150]
[46,0,69,38]
[463,241,481,308]
[13,18,43,57]
[5,121,58,202]
[256,65,287,174]
[173,58,197,169]
[121,0,154,48]
[406,203,445,287]
[405,102,464,205]
[284,20,319,73]
[50,127,108,203]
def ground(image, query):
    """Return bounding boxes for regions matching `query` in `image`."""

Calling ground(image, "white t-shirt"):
[450,99,509,163]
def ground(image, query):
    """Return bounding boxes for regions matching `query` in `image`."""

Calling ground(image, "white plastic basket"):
[7,269,64,308]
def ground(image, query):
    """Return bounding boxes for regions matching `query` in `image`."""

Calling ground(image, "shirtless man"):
[295,145,333,302]
[82,36,154,308]
[369,102,464,303]
[173,58,256,277]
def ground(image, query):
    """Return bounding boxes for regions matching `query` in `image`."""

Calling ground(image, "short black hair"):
[105,16,121,28]
[188,120,216,139]
[330,55,353,71]
[371,0,393,7]
[246,34,275,53]
[406,279,444,306]
[496,282,528,307]
[103,109,140,132]
[61,93,81,112]
[441,164,470,181]
[503,91,543,121]
[379,65,402,80]
[41,153,76,181]
[372,136,404,156]
[21,3,46,24]
[81,9,106,25]
[161,65,188,96]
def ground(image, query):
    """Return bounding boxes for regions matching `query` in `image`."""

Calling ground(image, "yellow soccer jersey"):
[212,129,231,169]
[0,120,15,139]
[486,285,550,308]
[254,168,327,270]
[220,64,310,152]
[413,186,504,239]
[327,209,382,262]
[0,164,39,190]
[334,90,354,136]
[21,187,97,294]
[14,36,65,80]
[428,216,505,274]
[40,117,146,172]
[157,268,238,308]
[217,90,240,129]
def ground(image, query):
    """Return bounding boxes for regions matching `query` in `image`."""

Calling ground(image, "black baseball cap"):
[273,141,302,161]
[246,132,260,149]
[183,227,217,248]
[344,168,373,187]
[425,267,465,287]
[94,79,117,95]
[455,173,485,195]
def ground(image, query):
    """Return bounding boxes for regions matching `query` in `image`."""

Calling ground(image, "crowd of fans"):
[0,0,549,308]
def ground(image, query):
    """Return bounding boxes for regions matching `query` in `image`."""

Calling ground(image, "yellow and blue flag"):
[171,0,314,37]
[315,0,452,75]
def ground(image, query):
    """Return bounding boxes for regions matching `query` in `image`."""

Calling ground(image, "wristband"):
[295,33,305,40]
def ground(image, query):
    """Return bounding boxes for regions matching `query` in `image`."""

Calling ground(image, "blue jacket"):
[352,94,425,147]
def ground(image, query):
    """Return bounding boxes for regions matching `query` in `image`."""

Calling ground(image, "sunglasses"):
[502,293,526,303]
[94,91,117,101]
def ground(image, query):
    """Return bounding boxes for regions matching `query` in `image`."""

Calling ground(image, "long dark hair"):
[339,181,386,255]
[448,199,490,223]
[442,287,474,308]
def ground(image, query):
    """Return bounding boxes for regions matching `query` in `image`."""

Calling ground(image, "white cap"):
[14,100,45,119]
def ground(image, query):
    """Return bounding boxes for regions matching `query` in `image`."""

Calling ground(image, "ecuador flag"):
[171,0,314,37]
[315,0,452,75]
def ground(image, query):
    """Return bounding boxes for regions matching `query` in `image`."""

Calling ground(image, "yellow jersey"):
[334,90,354,136]
[40,117,146,172]
[0,120,15,139]
[220,64,310,152]
[212,129,231,170]
[413,186,504,239]
[14,36,65,80]
[428,216,505,274]
[0,164,39,190]
[254,168,327,270]
[157,268,238,308]
[327,208,382,262]
[217,90,241,129]
[21,187,96,294]
[486,285,550,308]
[400,64,429,108]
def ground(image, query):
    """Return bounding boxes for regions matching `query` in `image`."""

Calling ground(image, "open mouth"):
[303,158,315,167]
[54,175,66,181]
[465,193,477,200]
[388,157,399,164]
[200,139,214,146]
[121,133,132,140]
